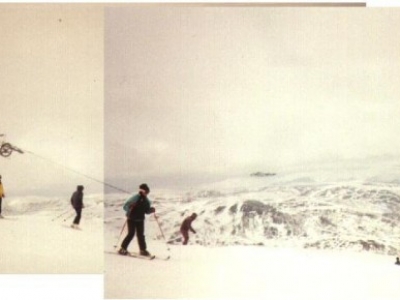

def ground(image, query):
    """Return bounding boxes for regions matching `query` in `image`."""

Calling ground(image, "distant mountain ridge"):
[152,183,399,255]
[105,157,400,255]
[250,172,276,177]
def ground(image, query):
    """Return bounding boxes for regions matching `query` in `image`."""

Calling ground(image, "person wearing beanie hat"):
[180,213,197,245]
[0,175,5,218]
[70,185,85,229]
[139,183,150,194]
[119,183,155,256]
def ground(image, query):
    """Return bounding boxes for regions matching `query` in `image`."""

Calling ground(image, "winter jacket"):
[123,194,153,221]
[180,216,196,233]
[0,182,4,197]
[71,191,84,209]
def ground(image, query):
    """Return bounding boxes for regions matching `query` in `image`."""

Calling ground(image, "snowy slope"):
[105,160,400,298]
[105,244,400,299]
[0,194,103,273]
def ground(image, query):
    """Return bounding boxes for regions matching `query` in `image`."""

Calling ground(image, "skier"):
[118,183,155,256]
[0,175,5,218]
[70,185,84,229]
[180,213,197,245]
[395,257,400,265]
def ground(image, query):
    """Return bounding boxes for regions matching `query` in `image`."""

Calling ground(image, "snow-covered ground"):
[105,159,400,298]
[0,194,103,273]
[105,244,399,299]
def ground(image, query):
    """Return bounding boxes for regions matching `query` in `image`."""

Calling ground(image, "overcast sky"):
[104,7,400,190]
[0,5,103,196]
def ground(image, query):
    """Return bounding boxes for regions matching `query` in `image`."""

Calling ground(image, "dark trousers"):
[73,208,82,225]
[181,229,189,245]
[0,197,2,214]
[121,219,146,251]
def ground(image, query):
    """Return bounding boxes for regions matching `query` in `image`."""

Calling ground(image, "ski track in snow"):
[1,195,103,273]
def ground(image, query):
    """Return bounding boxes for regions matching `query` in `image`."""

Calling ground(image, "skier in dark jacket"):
[71,185,84,229]
[180,213,197,245]
[118,183,155,256]
[395,257,400,265]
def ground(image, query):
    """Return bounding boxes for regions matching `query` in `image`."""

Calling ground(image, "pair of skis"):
[106,250,170,261]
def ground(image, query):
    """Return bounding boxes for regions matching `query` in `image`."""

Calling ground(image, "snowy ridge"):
[154,182,399,255]
[106,170,400,255]
[4,194,104,218]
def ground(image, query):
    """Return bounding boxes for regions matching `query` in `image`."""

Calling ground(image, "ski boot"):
[140,250,151,257]
[71,224,81,230]
[118,248,129,256]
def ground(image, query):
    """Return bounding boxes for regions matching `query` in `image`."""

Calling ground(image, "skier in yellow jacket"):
[0,175,5,218]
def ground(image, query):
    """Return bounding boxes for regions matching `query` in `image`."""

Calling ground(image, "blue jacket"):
[123,193,152,221]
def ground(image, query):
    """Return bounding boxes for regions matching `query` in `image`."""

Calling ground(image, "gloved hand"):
[149,207,156,213]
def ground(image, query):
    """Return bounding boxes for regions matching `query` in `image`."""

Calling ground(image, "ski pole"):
[153,213,167,240]
[62,211,76,222]
[153,213,171,259]
[51,209,72,221]
[113,200,139,249]
[113,219,127,248]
